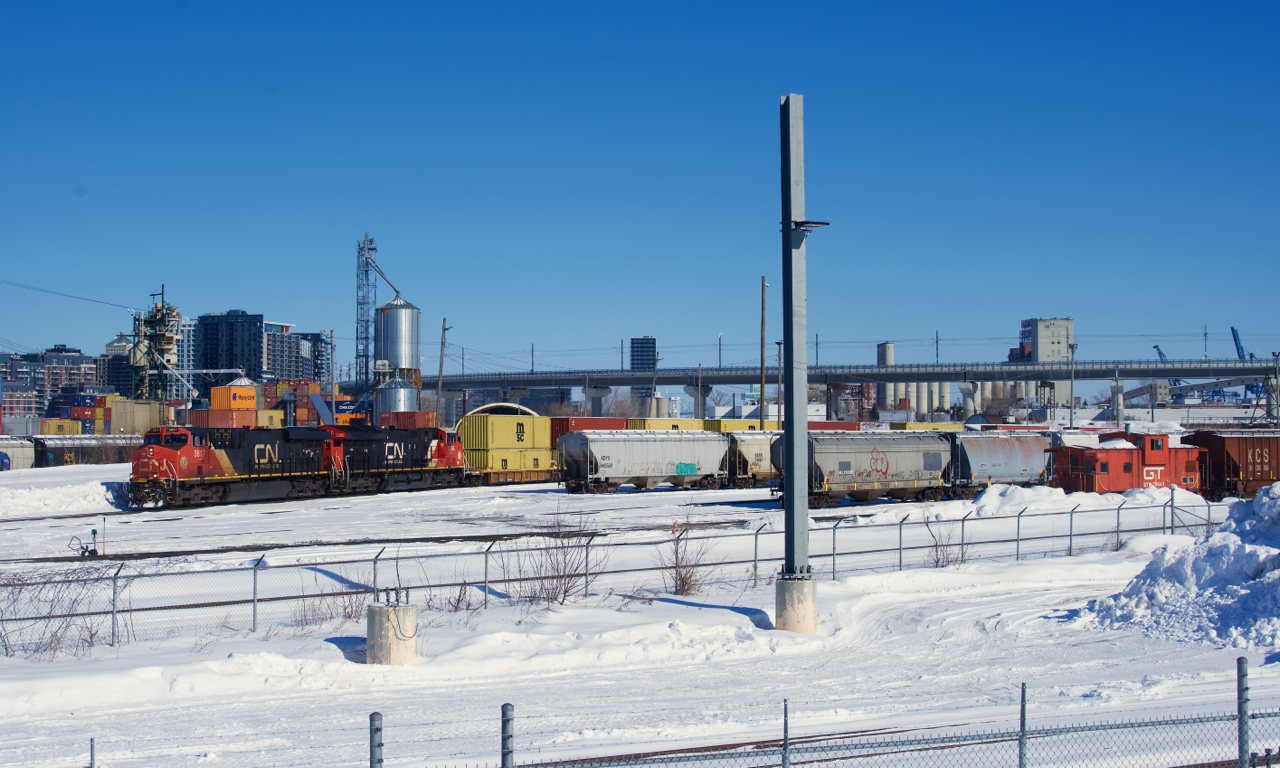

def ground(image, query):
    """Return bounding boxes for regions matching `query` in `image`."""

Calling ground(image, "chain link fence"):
[0,498,1227,658]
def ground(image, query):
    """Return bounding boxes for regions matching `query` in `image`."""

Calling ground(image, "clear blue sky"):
[2,2,1277,376]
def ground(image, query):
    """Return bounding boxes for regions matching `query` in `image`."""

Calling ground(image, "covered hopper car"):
[774,431,1054,507]
[127,424,466,508]
[559,430,730,493]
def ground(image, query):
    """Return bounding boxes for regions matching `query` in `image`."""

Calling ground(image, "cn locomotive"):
[127,424,467,508]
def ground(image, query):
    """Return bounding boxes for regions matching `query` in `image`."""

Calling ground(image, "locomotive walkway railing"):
[0,497,1229,658]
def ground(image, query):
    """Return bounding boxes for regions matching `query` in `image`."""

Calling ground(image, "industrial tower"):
[356,233,378,411]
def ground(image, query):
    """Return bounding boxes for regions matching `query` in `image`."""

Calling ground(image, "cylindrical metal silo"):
[915,382,928,418]
[376,377,418,415]
[374,293,421,372]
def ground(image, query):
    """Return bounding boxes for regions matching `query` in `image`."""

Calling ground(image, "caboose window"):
[1070,454,1080,469]
[1151,439,1163,450]
[1123,462,1133,473]
[1099,462,1109,474]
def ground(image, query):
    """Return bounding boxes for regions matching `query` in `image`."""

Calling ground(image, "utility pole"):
[760,276,767,432]
[531,343,535,373]
[436,318,452,429]
[815,333,819,367]
[935,331,939,364]
[621,340,624,371]
[777,92,824,634]
[718,333,723,369]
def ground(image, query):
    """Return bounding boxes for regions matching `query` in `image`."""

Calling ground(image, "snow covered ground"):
[0,465,1264,768]
[0,464,1220,568]
[2,538,1274,768]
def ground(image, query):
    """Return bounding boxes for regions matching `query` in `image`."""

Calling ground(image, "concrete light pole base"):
[774,577,817,633]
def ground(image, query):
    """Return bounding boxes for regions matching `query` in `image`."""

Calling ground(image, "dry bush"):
[0,563,142,659]
[922,518,969,569]
[495,514,600,606]
[656,521,716,596]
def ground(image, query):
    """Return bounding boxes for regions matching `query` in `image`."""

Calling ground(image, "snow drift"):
[1088,482,1280,647]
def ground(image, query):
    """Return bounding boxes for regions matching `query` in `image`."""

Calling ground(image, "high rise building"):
[105,332,132,357]
[196,310,265,391]
[294,332,330,386]
[630,336,657,399]
[1011,318,1074,363]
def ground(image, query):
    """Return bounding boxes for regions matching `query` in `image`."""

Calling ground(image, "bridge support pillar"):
[683,384,713,420]
[1111,379,1125,428]
[958,383,976,420]
[583,386,612,418]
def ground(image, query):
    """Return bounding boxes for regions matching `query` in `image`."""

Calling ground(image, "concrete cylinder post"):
[776,92,816,634]
[915,382,928,420]
[981,381,993,409]
[367,603,418,665]
[501,703,515,768]
[958,383,976,420]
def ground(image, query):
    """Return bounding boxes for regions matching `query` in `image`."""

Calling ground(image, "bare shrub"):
[922,518,968,568]
[657,522,716,595]
[496,514,599,606]
[0,563,143,659]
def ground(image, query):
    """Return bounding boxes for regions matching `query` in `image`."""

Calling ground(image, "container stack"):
[702,418,779,432]
[626,418,705,431]
[378,411,436,429]
[458,414,554,473]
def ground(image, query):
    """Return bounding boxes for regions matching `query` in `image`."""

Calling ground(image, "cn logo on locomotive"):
[385,443,405,460]
[254,444,280,464]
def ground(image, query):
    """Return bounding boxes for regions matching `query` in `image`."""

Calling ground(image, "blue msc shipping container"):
[79,419,95,433]
[73,395,96,407]
[60,406,71,418]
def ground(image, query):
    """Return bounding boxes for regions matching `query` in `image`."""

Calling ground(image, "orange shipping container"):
[211,386,257,410]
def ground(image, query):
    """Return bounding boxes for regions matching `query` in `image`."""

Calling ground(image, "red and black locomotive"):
[127,424,467,508]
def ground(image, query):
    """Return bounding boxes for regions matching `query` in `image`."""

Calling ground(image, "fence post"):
[1068,504,1078,556]
[831,519,844,580]
[782,699,790,768]
[584,535,596,597]
[370,711,383,768]
[501,703,514,768]
[110,563,123,647]
[1115,500,1126,549]
[1240,657,1251,768]
[960,511,974,563]
[372,547,386,597]
[1018,682,1028,768]
[1016,508,1027,561]
[251,552,266,633]
[898,515,907,571]
[484,541,497,609]
[753,523,766,585]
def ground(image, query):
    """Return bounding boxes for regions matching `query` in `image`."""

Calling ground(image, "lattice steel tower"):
[356,233,378,409]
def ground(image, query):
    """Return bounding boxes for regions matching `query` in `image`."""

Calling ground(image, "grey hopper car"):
[560,430,730,493]
[726,431,781,488]
[946,432,1050,496]
[774,433,952,507]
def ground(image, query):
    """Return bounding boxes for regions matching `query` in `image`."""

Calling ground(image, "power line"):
[0,278,137,312]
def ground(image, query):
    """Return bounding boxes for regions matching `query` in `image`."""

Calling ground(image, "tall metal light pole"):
[1069,342,1078,428]
[760,277,767,431]
[777,93,827,634]
[436,319,452,429]
[718,333,723,369]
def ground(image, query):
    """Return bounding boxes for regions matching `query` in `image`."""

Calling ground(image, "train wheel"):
[707,476,722,490]
[809,493,829,509]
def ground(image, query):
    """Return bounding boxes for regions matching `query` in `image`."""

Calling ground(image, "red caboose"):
[1048,430,1202,494]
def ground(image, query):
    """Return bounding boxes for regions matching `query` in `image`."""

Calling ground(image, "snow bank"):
[0,464,126,516]
[1087,483,1280,647]
[861,483,1208,526]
